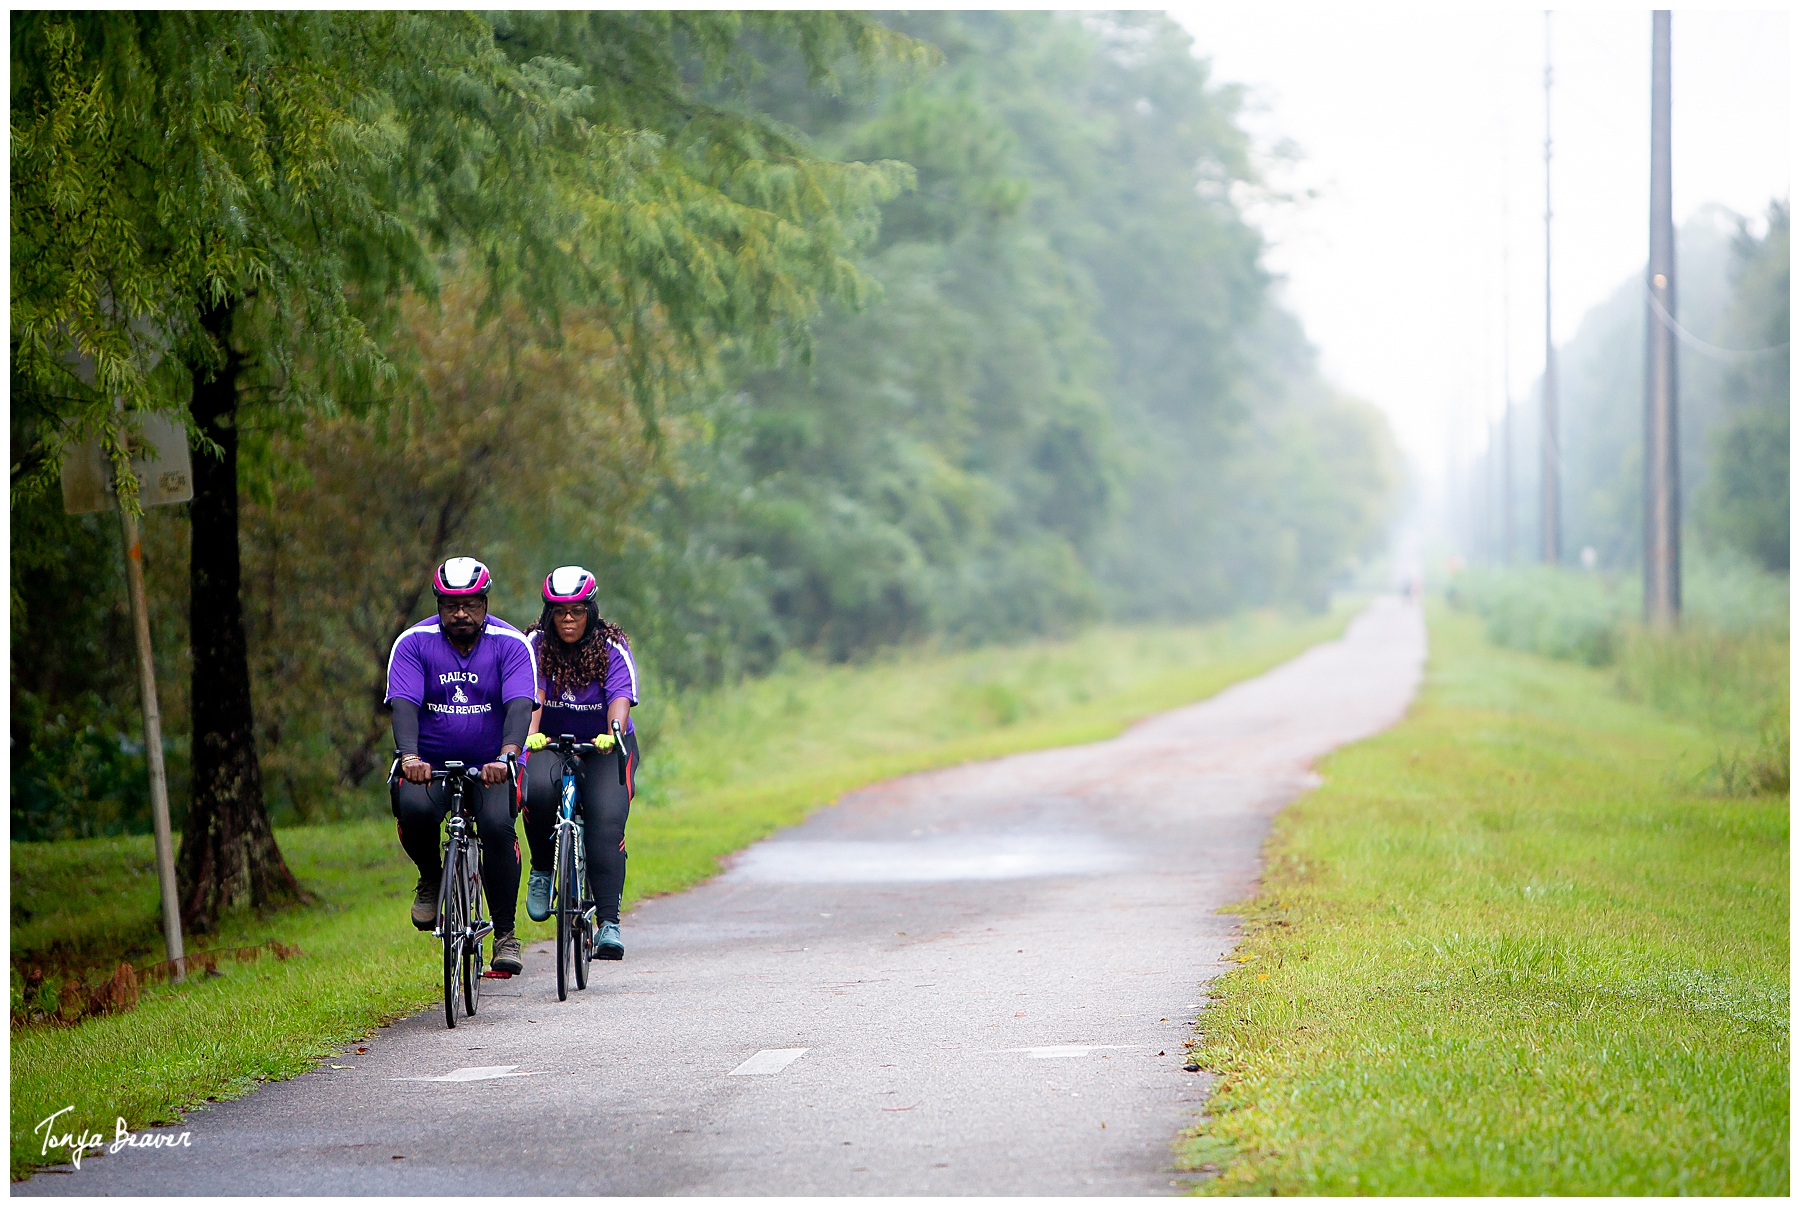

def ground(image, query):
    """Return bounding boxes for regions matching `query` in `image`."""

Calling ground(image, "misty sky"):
[1164,6,1790,488]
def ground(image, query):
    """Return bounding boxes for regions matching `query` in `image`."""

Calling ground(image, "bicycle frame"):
[390,751,513,1028]
[541,735,599,999]
[436,765,494,948]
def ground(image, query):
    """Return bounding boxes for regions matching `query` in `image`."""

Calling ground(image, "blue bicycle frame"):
[541,734,598,999]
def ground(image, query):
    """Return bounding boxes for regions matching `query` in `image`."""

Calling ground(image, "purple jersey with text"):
[386,616,538,766]
[531,629,640,739]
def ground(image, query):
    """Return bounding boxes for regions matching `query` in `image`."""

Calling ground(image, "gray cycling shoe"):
[525,871,553,922]
[594,919,624,961]
[491,930,525,975]
[410,876,440,931]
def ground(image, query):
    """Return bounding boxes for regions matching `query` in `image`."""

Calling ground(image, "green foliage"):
[1698,201,1789,571]
[237,288,663,816]
[1479,202,1787,574]
[1447,559,1788,790]
[11,11,461,501]
[8,9,920,513]
[1449,565,1627,666]
[11,11,928,828]
[1540,213,1740,570]
[12,13,1400,835]
[602,12,1400,671]
[1452,555,1787,658]
[1183,605,1788,1195]
[8,488,191,841]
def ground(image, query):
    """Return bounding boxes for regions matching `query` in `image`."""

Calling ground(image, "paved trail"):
[20,596,1425,1196]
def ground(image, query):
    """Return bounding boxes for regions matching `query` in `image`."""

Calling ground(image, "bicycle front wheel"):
[554,824,574,1002]
[464,843,484,1016]
[442,845,466,1029]
[573,854,591,990]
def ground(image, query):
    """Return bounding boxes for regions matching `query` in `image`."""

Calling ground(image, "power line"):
[1643,284,1789,361]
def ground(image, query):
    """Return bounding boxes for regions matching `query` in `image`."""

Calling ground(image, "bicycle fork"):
[437,815,494,944]
[557,775,594,931]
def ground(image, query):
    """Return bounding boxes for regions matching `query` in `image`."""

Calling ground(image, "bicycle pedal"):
[480,970,514,979]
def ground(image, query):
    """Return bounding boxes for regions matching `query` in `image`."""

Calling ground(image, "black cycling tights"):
[523,735,637,923]
[394,778,520,933]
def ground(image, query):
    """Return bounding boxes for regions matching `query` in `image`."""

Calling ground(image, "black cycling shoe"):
[410,876,440,931]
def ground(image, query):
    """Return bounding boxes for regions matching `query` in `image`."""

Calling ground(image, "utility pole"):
[1644,10,1681,625]
[1445,403,1459,558]
[1501,141,1516,564]
[1486,418,1499,563]
[1541,10,1561,565]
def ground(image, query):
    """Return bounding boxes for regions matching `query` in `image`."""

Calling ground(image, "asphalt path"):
[19,595,1425,1196]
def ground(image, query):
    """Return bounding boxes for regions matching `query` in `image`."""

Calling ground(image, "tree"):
[239,285,661,817]
[635,12,1397,655]
[11,11,918,928]
[1699,201,1789,571]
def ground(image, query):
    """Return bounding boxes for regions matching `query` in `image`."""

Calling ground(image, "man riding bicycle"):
[386,557,537,976]
[521,565,640,960]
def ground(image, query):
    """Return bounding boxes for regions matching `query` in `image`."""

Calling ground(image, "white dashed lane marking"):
[391,1065,545,1083]
[1001,1045,1138,1059]
[728,1048,810,1076]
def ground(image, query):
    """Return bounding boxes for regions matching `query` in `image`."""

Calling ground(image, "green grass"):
[9,603,1353,1180]
[1180,603,1789,1195]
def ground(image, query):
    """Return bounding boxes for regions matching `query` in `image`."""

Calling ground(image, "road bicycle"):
[389,754,516,1028]
[535,734,601,1001]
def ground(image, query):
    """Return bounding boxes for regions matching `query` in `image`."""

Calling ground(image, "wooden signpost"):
[61,404,192,982]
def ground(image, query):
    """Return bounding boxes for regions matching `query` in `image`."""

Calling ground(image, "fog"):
[1169,8,1789,498]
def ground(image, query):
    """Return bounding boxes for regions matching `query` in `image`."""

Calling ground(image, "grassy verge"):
[10,602,1354,1179]
[1180,602,1789,1195]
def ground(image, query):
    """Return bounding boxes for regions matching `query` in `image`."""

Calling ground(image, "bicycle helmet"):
[542,565,598,605]
[433,556,492,598]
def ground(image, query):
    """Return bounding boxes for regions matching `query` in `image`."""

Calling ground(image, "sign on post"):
[59,412,193,513]
[60,409,193,981]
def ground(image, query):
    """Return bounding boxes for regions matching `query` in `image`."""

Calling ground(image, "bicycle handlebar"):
[538,734,601,756]
[387,751,519,788]
[529,727,627,786]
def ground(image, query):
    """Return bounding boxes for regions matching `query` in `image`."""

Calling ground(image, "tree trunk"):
[179,301,303,931]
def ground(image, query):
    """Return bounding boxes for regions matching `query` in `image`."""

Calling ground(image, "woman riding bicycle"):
[521,566,640,960]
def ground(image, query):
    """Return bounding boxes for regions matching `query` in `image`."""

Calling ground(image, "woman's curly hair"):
[525,603,629,696]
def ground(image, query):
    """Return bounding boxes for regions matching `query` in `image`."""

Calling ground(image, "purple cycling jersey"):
[385,615,538,767]
[530,629,640,739]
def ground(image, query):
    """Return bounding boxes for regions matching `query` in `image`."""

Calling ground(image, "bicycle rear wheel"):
[554,824,574,1002]
[442,844,466,1029]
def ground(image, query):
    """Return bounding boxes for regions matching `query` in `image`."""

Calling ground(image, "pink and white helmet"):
[542,565,598,604]
[433,556,492,598]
